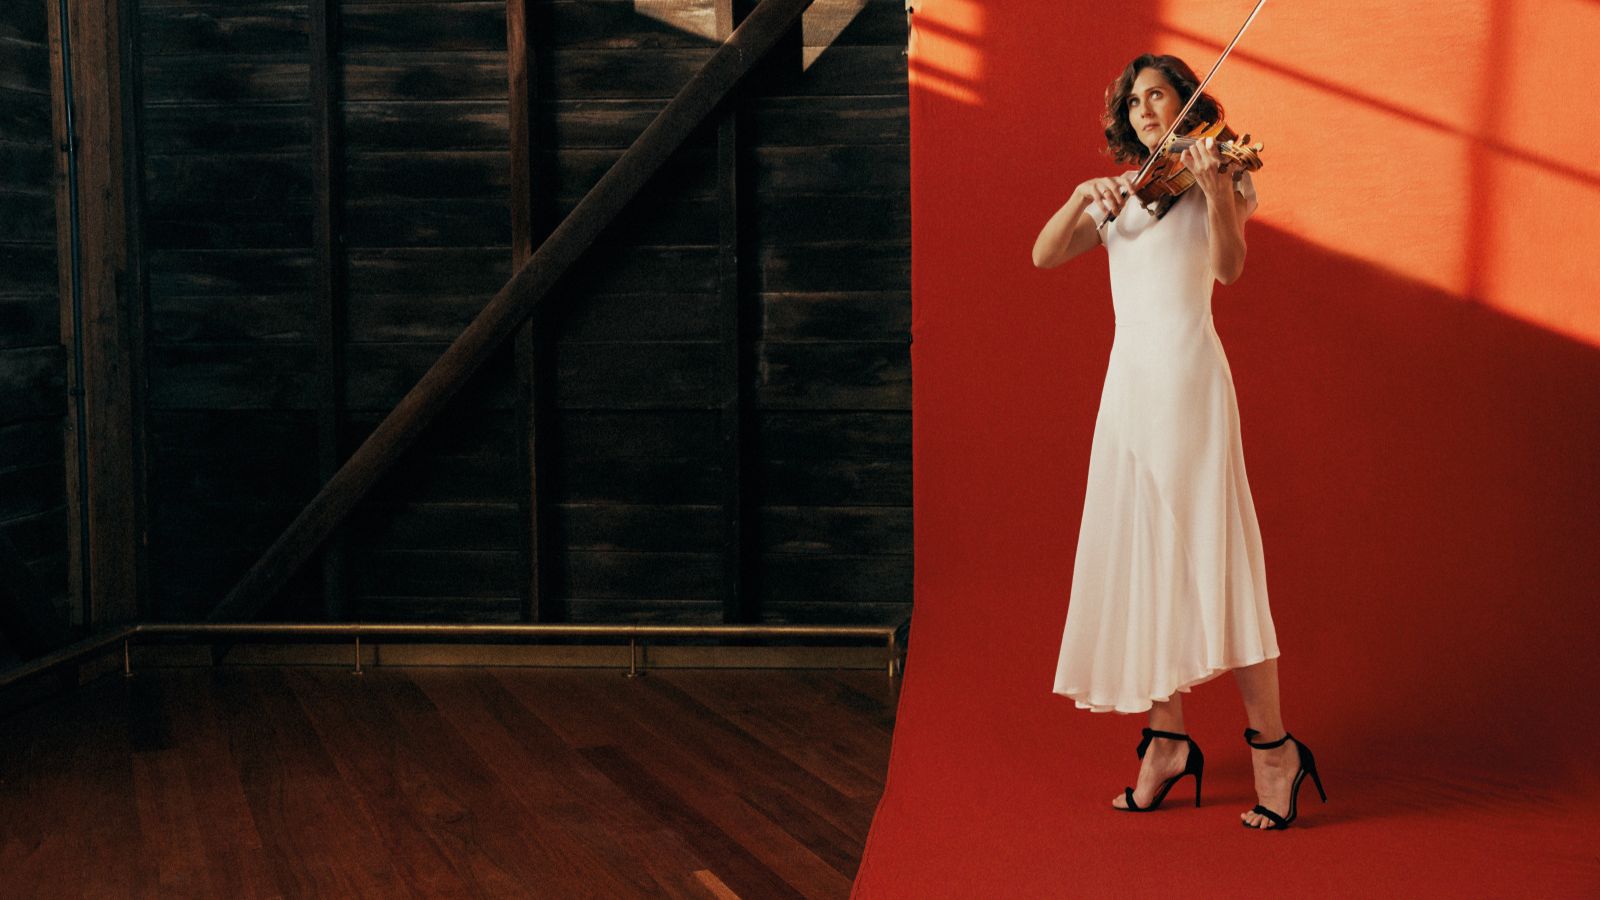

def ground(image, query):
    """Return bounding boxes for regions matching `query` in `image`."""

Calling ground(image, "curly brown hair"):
[1102,54,1225,165]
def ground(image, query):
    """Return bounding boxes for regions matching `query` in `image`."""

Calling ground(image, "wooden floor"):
[0,665,898,898]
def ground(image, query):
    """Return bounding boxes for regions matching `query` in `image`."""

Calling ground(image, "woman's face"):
[1127,67,1182,151]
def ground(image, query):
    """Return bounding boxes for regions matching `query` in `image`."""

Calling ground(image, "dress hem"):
[1052,651,1280,715]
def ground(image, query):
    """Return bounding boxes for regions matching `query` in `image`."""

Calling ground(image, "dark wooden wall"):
[139,0,326,617]
[740,1,911,625]
[133,0,909,625]
[0,0,71,643]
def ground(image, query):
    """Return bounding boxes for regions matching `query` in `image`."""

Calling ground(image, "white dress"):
[1052,171,1279,714]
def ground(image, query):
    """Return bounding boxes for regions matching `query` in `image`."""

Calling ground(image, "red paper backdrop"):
[852,1,1600,895]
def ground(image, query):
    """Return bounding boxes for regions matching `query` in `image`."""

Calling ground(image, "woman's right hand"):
[1075,173,1135,218]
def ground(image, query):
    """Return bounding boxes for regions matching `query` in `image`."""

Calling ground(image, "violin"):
[1127,119,1264,217]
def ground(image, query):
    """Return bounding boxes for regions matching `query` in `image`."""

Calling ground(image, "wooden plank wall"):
[536,0,727,624]
[336,0,518,622]
[138,0,326,617]
[531,0,910,625]
[0,0,71,634]
[132,0,909,626]
[746,0,910,625]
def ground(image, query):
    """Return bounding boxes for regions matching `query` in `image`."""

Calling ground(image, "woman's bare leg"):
[1109,694,1193,808]
[1233,658,1298,828]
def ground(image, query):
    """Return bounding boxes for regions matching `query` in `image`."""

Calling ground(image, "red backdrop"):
[853,1,1600,895]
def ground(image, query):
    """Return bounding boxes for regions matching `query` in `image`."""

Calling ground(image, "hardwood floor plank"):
[413,668,708,898]
[692,867,743,899]
[76,680,162,897]
[737,782,865,880]
[518,671,856,897]
[0,667,896,898]
[130,690,215,896]
[667,670,890,801]
[291,667,622,896]
[791,668,900,735]
[633,674,874,839]
[4,679,157,897]
[169,671,278,899]
[283,669,487,898]
[582,744,808,900]
[0,688,99,895]
[216,668,410,897]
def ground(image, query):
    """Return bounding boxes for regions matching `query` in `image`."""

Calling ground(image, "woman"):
[1031,54,1326,830]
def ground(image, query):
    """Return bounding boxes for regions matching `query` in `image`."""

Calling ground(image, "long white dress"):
[1052,171,1279,714]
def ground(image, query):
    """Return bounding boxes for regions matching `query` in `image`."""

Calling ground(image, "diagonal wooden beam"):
[208,0,816,622]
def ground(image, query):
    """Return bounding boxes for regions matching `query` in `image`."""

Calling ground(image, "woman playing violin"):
[1031,55,1247,275]
[1034,54,1328,831]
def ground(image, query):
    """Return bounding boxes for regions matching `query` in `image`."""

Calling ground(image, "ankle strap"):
[1136,726,1190,759]
[1243,727,1293,749]
[1143,727,1189,741]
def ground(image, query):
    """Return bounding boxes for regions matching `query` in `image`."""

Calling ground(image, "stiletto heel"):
[1241,727,1328,829]
[1309,761,1327,802]
[1115,727,1204,813]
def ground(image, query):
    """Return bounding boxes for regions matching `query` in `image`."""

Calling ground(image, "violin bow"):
[1103,0,1268,226]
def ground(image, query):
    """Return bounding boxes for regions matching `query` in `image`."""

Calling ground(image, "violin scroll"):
[1172,132,1264,175]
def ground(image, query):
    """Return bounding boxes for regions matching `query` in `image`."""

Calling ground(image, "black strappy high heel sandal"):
[1241,728,1328,829]
[1115,727,1205,812]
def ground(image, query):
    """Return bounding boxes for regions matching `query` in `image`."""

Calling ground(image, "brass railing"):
[0,619,908,693]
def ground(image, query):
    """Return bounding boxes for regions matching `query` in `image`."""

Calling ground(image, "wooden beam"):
[506,0,536,269]
[45,0,82,628]
[208,0,817,622]
[49,0,144,626]
[507,0,554,622]
[310,0,348,619]
[716,0,757,623]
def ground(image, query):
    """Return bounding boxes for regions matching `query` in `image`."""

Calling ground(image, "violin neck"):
[1167,136,1233,152]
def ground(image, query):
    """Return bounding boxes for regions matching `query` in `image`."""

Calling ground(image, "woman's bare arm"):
[1181,137,1248,285]
[1032,194,1099,269]
[1032,174,1134,269]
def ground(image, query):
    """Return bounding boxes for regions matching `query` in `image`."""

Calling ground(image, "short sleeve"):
[1086,203,1110,244]
[1083,169,1138,244]
[1234,169,1259,219]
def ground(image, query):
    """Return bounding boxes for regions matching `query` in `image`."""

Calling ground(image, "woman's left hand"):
[1179,136,1232,202]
